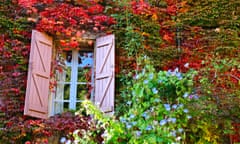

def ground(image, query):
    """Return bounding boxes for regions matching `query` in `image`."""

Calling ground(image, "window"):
[24,30,115,119]
[53,50,94,115]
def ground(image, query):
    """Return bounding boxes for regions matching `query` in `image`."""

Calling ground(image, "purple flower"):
[135,131,142,137]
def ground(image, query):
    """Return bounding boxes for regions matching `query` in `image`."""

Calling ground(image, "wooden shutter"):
[94,34,115,114]
[24,30,52,119]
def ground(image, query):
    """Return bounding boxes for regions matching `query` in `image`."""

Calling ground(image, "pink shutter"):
[24,30,52,119]
[95,34,115,113]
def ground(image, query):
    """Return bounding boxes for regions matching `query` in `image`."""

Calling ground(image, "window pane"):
[54,102,63,114]
[78,52,93,68]
[76,102,82,110]
[77,67,91,82]
[63,51,72,66]
[77,84,88,100]
[64,102,69,111]
[63,84,70,100]
[57,67,71,82]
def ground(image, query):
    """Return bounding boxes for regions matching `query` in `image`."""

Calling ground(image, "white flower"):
[183,92,189,98]
[66,140,71,144]
[152,87,158,94]
[183,109,189,113]
[184,63,189,68]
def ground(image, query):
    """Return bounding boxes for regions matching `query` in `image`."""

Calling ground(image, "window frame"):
[50,49,94,115]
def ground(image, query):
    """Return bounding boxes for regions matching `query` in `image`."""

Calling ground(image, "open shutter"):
[24,30,52,119]
[95,34,115,114]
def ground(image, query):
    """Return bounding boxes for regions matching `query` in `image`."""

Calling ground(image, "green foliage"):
[77,57,197,144]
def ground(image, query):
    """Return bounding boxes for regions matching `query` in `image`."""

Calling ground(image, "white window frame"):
[50,49,94,115]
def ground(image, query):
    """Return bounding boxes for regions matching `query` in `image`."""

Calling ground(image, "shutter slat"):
[24,30,52,119]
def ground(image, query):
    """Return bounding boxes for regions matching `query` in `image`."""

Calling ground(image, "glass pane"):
[54,102,63,114]
[77,67,91,82]
[76,102,82,110]
[63,84,70,100]
[77,84,88,100]
[78,52,93,68]
[64,102,69,111]
[63,51,72,66]
[65,67,71,82]
[57,67,71,82]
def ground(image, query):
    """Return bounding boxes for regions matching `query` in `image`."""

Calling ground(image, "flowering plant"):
[112,59,197,143]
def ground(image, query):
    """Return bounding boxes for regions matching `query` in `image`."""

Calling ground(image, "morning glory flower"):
[146,125,152,131]
[160,119,167,126]
[183,92,189,98]
[183,109,189,113]
[152,87,158,94]
[163,104,171,111]
[144,79,149,84]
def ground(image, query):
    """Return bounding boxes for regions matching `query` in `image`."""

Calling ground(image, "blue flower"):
[172,104,178,109]
[160,119,167,126]
[176,72,182,80]
[127,101,132,105]
[149,73,154,79]
[132,121,137,126]
[120,117,126,123]
[158,79,163,83]
[170,130,176,137]
[152,87,158,94]
[163,104,171,111]
[129,114,135,119]
[146,125,152,131]
[142,112,149,119]
[168,117,177,123]
[183,92,189,98]
[126,123,132,129]
[183,109,189,113]
[144,79,149,84]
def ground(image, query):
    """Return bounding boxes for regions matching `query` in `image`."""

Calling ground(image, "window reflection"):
[78,52,93,67]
